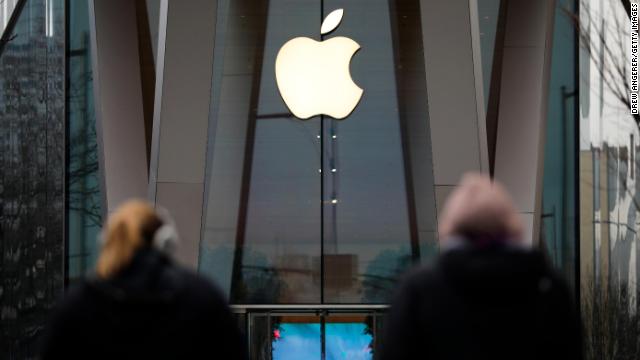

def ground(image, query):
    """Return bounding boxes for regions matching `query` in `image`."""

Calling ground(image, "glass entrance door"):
[248,312,380,360]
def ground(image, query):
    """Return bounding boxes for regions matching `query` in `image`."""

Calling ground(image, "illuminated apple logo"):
[275,9,363,120]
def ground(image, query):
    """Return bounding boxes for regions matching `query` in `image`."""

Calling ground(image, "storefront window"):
[66,0,102,284]
[0,0,65,356]
[199,0,437,304]
[541,0,578,290]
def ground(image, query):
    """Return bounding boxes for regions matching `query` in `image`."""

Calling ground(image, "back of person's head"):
[96,200,165,279]
[438,173,524,246]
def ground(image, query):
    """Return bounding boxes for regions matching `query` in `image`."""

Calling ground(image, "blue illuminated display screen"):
[272,323,321,359]
[272,323,373,360]
[326,323,373,359]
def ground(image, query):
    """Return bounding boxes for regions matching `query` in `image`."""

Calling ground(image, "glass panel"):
[325,315,373,360]
[271,316,321,360]
[476,0,501,110]
[200,0,322,304]
[541,0,577,290]
[66,0,102,283]
[0,0,65,356]
[321,0,436,303]
[200,0,437,305]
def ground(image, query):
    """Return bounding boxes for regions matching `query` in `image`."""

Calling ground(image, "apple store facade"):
[1,0,602,358]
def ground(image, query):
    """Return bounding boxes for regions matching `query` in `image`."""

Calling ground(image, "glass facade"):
[0,0,65,357]
[541,0,578,290]
[476,0,501,111]
[578,0,640,358]
[199,0,437,305]
[66,0,101,283]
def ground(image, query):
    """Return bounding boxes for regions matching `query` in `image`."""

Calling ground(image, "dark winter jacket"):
[379,244,582,360]
[40,248,246,359]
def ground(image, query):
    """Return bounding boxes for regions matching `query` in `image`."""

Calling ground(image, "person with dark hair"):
[379,173,582,360]
[40,200,247,359]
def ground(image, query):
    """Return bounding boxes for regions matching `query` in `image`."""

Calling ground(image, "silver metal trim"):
[88,0,108,218]
[147,0,169,204]
[231,304,390,314]
[246,311,379,315]
[198,0,221,265]
[532,0,557,246]
[468,0,490,174]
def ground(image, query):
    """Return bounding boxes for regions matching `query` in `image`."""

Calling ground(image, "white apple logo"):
[275,9,363,120]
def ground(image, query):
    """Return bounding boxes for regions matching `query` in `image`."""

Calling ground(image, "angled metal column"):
[492,0,556,245]
[89,0,149,214]
[148,0,217,267]
[419,0,490,233]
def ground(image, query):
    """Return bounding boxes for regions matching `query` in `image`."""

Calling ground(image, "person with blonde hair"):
[380,173,582,360]
[40,200,246,359]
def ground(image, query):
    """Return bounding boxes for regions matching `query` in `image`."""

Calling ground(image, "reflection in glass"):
[0,0,65,356]
[200,0,437,304]
[476,0,502,110]
[66,0,102,283]
[541,0,577,290]
[321,0,436,303]
[200,0,322,304]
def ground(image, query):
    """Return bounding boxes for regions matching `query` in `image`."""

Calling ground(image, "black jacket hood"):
[438,245,555,308]
[86,248,183,305]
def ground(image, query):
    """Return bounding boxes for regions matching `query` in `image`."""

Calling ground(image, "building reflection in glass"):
[200,0,437,304]
[0,0,65,356]
[66,0,102,284]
